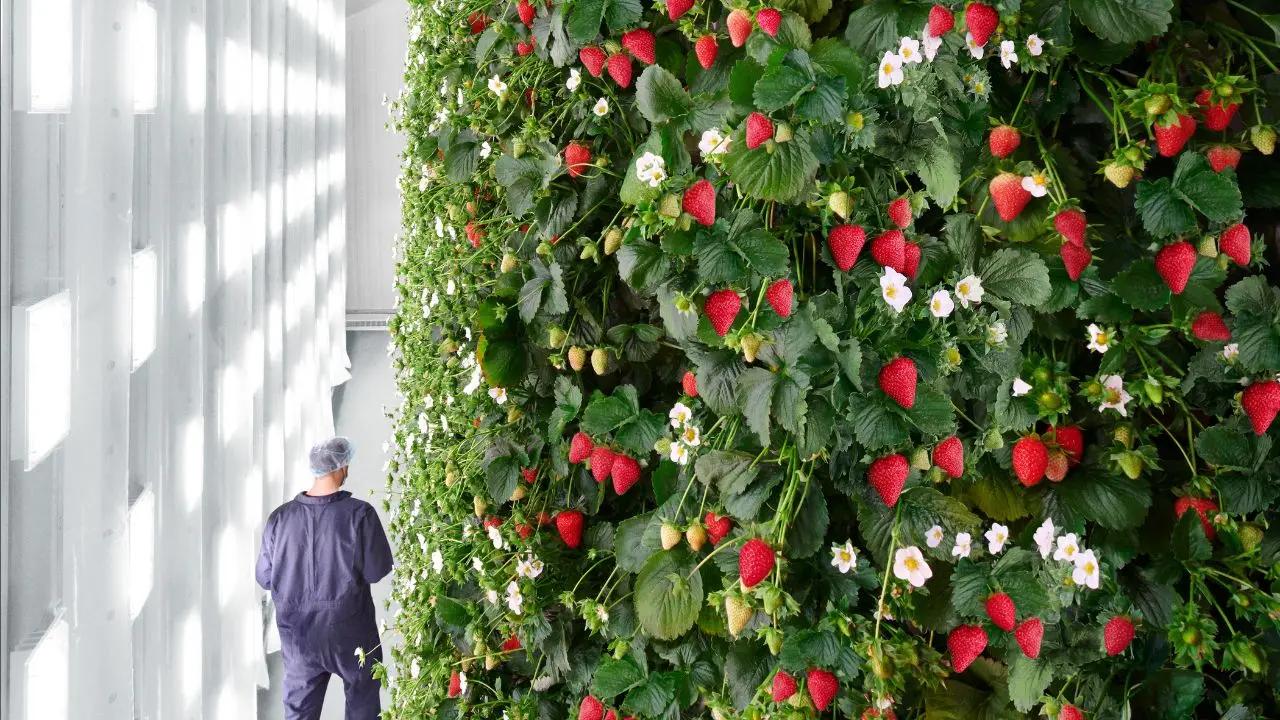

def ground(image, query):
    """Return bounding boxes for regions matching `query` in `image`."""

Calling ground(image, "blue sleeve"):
[359,506,393,584]
[255,512,277,590]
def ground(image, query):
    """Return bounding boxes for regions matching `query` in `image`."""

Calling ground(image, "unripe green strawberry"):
[762,586,783,614]
[507,406,523,423]
[501,253,518,273]
[536,241,553,256]
[474,496,488,517]
[774,123,793,143]
[765,628,783,655]
[725,595,753,637]
[548,327,567,348]
[910,447,931,471]
[1251,125,1277,155]
[580,244,597,260]
[983,428,1004,450]
[846,111,865,131]
[660,522,682,550]
[511,484,526,501]
[445,464,458,486]
[1144,377,1164,404]
[1117,452,1144,479]
[828,190,853,219]
[1104,162,1135,188]
[1113,425,1133,448]
[659,193,681,218]
[603,227,623,255]
[1197,235,1218,257]
[1239,523,1263,551]
[741,333,762,363]
[1145,93,1171,117]
[568,346,587,371]
[685,522,707,551]
[513,138,527,157]
[591,347,610,375]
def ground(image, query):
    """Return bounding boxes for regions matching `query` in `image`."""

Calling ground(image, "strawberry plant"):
[386,0,1280,718]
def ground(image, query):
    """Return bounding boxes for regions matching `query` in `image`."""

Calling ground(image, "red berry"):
[870,229,906,272]
[516,39,535,56]
[988,124,1021,158]
[682,370,698,397]
[448,670,463,697]
[902,241,921,279]
[933,436,964,478]
[1220,222,1251,266]
[745,112,774,150]
[1242,379,1280,436]
[1012,435,1048,487]
[1059,704,1085,720]
[621,28,656,65]
[564,142,592,178]
[985,592,1017,632]
[868,454,909,508]
[727,9,753,47]
[579,46,607,77]
[878,356,917,409]
[1060,243,1092,281]
[590,446,616,483]
[806,668,839,712]
[887,197,912,228]
[1053,208,1087,246]
[766,279,794,318]
[928,4,955,36]
[1047,425,1084,465]
[755,8,782,37]
[1154,114,1196,157]
[695,35,718,69]
[1015,618,1043,659]
[738,538,776,588]
[517,0,536,26]
[1207,144,1242,172]
[948,624,988,673]
[1191,311,1231,342]
[1103,616,1135,656]
[771,671,797,702]
[521,467,537,484]
[704,289,742,337]
[556,510,585,548]
[580,695,605,720]
[667,0,694,20]
[502,634,522,652]
[465,221,485,249]
[827,224,866,272]
[607,52,634,87]
[569,431,595,464]
[468,12,490,33]
[1174,496,1219,541]
[1154,241,1196,294]
[611,454,641,495]
[989,172,1031,222]
[1198,90,1240,131]
[704,512,733,544]
[683,179,716,226]
[964,2,998,46]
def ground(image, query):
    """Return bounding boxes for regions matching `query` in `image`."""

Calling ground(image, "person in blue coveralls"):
[256,436,393,719]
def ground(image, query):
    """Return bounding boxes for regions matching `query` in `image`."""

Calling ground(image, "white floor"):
[258,330,398,719]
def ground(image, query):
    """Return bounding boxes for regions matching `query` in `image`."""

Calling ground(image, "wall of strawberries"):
[382,0,1280,718]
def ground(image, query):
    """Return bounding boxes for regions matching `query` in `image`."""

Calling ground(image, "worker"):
[256,436,393,719]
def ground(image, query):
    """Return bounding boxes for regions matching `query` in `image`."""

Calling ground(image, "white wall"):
[345,0,407,313]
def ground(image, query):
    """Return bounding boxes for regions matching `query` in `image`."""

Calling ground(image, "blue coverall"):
[256,490,393,719]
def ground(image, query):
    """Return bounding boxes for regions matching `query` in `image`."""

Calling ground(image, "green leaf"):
[979,249,1052,306]
[962,473,1036,522]
[615,513,657,572]
[695,450,760,496]
[1172,151,1242,223]
[582,392,636,434]
[1069,0,1172,44]
[944,214,981,272]
[566,0,605,43]
[1225,275,1280,317]
[843,0,901,57]
[1234,314,1280,373]
[484,445,524,503]
[603,0,642,31]
[636,65,694,125]
[907,387,958,438]
[549,376,583,441]
[779,629,841,672]
[1112,259,1171,311]
[1055,472,1151,529]
[1172,509,1212,563]
[617,238,670,292]
[725,642,771,710]
[738,368,778,446]
[1196,422,1270,470]
[916,131,961,208]
[723,128,820,202]
[851,399,909,450]
[784,485,828,559]
[634,550,703,640]
[753,65,811,112]
[1135,177,1195,237]
[1007,653,1054,713]
[594,657,646,698]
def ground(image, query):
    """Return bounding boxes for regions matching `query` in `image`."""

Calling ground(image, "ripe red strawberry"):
[1174,496,1218,541]
[1220,222,1251,266]
[1103,616,1135,656]
[985,593,1017,632]
[887,197,912,228]
[1012,435,1049,487]
[1242,379,1280,435]
[468,11,490,33]
[682,370,698,397]
[569,432,594,464]
[727,8,752,47]
[1191,311,1231,342]
[611,454,641,495]
[579,46,607,77]
[933,436,964,478]
[622,29,656,64]
[607,52,633,87]
[1207,145,1241,172]
[556,510,585,548]
[516,522,534,539]
[806,668,839,712]
[746,112,774,150]
[580,695,605,720]
[704,512,732,544]
[990,172,1031,222]
[590,446,616,483]
[871,229,906,272]
[878,356,917,409]
[517,0,536,26]
[964,2,998,46]
[738,538,776,588]
[521,467,537,484]
[1198,90,1240,131]
[502,634,522,652]
[1054,209,1087,246]
[988,125,1021,158]
[828,224,866,272]
[667,0,694,20]
[755,8,782,37]
[1059,704,1085,720]
[766,279,794,318]
[516,39,535,56]
[1154,114,1196,157]
[564,142,592,178]
[683,179,716,226]
[704,289,741,337]
[1060,243,1092,281]
[1015,618,1043,659]
[604,711,617,720]
[465,221,485,249]
[1154,241,1196,294]
[771,670,797,702]
[928,4,955,37]
[948,624,988,673]
[1047,425,1084,465]
[448,669,465,697]
[902,242,921,279]
[868,454,909,508]
[695,35,718,69]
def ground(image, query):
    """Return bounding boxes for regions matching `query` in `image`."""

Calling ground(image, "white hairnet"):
[309,436,354,475]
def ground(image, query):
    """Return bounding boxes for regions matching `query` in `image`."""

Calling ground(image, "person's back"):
[257,437,392,720]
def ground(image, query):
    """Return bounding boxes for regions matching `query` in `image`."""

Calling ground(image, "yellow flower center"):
[904,557,919,571]
[885,286,898,299]
[883,63,894,74]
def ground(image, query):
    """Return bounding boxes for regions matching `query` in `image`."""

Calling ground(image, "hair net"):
[309,436,354,476]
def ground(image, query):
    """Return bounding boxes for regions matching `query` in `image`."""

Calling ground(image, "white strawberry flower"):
[921,25,943,61]
[877,51,905,88]
[486,589,499,604]
[1021,171,1050,197]
[487,75,509,99]
[680,424,701,447]
[1099,374,1132,416]
[898,36,922,64]
[1087,323,1113,354]
[951,532,972,558]
[1072,549,1101,589]
[488,386,508,404]
[1033,518,1055,559]
[698,127,732,156]
[472,556,485,574]
[669,442,690,465]
[592,97,609,117]
[458,671,469,694]
[480,141,493,159]
[999,39,1018,69]
[635,151,667,187]
[880,267,912,313]
[1222,343,1240,361]
[516,555,544,578]
[1012,377,1032,396]
[595,605,609,623]
[669,402,693,428]
[929,289,955,317]
[984,523,1010,554]
[955,274,985,307]
[965,32,985,58]
[893,546,933,587]
[925,525,945,548]
[1053,533,1081,562]
[487,524,507,550]
[830,540,858,573]
[1026,34,1045,56]
[431,549,445,572]
[505,581,524,614]
[566,68,581,91]
[986,321,1008,346]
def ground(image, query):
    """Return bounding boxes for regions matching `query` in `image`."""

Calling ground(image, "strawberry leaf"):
[979,249,1052,306]
[1069,0,1173,44]
[635,65,693,126]
[723,128,819,202]
[634,550,703,640]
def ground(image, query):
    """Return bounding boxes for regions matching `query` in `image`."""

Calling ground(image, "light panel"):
[131,247,158,370]
[128,488,156,619]
[133,1,159,113]
[6,614,69,720]
[10,290,72,470]
[15,0,74,113]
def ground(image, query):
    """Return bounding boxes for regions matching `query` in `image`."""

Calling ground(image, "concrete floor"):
[258,330,398,719]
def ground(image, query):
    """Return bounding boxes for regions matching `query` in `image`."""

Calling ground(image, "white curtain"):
[0,1,347,718]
